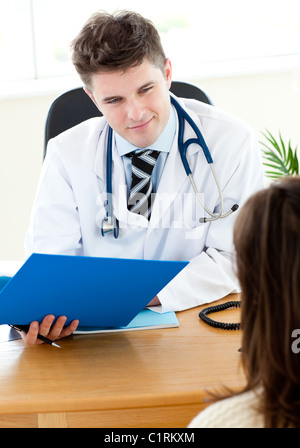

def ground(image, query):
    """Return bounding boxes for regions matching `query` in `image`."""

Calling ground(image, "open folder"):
[0,253,188,327]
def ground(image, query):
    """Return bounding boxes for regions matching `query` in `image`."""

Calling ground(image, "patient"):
[189,176,300,428]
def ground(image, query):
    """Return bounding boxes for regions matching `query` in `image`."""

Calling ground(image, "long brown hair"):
[234,176,300,427]
[71,11,166,91]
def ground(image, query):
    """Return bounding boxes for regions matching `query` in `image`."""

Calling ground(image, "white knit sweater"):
[188,389,264,428]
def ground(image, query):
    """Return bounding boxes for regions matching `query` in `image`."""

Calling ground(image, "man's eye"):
[141,86,153,94]
[107,98,120,105]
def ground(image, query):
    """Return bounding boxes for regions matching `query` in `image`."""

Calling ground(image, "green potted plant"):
[261,130,299,179]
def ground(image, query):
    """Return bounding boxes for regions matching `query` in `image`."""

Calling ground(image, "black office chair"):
[44,81,213,158]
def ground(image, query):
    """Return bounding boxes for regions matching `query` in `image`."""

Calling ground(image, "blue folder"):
[0,254,188,327]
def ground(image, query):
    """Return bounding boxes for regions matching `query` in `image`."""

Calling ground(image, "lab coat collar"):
[169,93,206,157]
[149,95,204,227]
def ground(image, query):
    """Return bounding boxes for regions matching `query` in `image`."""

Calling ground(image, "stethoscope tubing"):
[171,95,213,168]
[171,95,238,222]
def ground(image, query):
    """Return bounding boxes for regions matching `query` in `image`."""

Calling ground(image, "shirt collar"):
[115,105,176,156]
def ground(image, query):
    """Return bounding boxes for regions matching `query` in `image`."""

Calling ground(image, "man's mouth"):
[128,117,154,130]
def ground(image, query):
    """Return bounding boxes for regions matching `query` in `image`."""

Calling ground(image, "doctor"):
[24,11,263,344]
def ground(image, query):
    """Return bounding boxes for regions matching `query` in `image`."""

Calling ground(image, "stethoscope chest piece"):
[101,217,119,239]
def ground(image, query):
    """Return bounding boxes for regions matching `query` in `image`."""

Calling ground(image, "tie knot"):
[129,150,160,176]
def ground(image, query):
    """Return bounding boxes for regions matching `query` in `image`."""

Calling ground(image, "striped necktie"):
[128,149,160,219]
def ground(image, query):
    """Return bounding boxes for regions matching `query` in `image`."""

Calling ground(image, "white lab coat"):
[25,96,264,312]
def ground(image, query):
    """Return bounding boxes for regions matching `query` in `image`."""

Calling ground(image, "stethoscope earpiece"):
[199,204,239,223]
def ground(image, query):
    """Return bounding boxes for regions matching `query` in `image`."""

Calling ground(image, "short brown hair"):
[71,11,166,90]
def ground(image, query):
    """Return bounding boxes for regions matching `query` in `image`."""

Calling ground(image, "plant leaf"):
[279,132,287,160]
[260,130,299,179]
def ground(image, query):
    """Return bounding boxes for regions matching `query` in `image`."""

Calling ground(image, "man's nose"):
[127,98,146,122]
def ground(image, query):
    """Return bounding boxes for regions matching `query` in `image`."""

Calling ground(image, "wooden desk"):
[0,295,244,428]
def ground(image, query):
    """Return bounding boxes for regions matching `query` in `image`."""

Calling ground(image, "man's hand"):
[147,295,161,307]
[20,315,79,345]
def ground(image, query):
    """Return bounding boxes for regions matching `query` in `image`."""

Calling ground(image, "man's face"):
[86,58,172,148]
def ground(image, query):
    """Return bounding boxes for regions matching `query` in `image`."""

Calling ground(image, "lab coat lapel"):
[93,123,108,182]
[150,101,203,228]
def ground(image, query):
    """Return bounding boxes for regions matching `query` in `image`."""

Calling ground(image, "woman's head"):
[234,176,300,426]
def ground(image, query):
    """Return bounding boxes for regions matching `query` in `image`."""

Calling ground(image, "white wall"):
[0,69,299,260]
[200,70,300,142]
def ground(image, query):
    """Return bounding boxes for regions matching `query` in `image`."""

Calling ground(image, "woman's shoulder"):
[188,389,264,428]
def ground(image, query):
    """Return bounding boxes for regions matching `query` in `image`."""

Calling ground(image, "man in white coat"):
[24,11,263,344]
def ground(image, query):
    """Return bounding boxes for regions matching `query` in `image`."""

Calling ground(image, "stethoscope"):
[101,95,239,238]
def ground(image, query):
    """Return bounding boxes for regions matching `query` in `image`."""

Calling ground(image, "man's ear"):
[84,87,103,114]
[84,87,97,107]
[164,58,172,90]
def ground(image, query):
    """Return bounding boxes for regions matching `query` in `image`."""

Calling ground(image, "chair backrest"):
[44,81,213,158]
